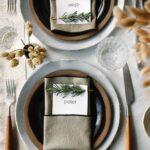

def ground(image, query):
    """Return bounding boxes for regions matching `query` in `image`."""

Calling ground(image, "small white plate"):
[16,60,120,150]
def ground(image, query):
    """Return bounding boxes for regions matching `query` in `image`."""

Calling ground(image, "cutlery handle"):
[5,115,12,150]
[125,115,131,150]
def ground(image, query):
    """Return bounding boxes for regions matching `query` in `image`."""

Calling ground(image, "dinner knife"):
[123,64,135,150]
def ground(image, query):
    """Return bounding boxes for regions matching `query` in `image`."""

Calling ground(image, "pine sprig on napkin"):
[59,11,91,23]
[47,84,85,98]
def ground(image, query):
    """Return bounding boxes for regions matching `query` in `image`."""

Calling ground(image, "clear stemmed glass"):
[96,36,129,71]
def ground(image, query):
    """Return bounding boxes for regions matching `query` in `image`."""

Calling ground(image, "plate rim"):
[15,60,120,150]
[20,0,125,50]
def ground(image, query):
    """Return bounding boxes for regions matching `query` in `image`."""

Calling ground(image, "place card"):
[56,0,91,24]
[52,83,88,115]
[45,77,90,115]
[50,0,96,33]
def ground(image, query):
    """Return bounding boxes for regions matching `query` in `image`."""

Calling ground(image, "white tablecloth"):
[0,0,150,149]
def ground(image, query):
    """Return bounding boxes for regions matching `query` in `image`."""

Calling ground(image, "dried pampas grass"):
[140,43,150,52]
[126,6,150,19]
[133,28,149,37]
[140,66,150,77]
[133,42,142,52]
[145,1,150,13]
[134,18,150,26]
[117,17,136,28]
[139,36,150,43]
[113,1,150,91]
[142,78,150,87]
[139,43,150,61]
[135,51,142,64]
[113,6,128,19]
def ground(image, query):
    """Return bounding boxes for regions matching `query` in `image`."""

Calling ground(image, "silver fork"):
[5,79,16,150]
[7,0,17,14]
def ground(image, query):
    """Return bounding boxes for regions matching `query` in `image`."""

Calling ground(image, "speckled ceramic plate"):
[16,60,120,150]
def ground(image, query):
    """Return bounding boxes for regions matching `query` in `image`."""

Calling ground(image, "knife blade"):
[123,64,135,107]
[123,64,135,150]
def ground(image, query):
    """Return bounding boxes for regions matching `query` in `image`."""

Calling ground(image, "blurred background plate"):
[16,60,120,150]
[23,70,112,150]
[29,0,114,41]
[20,0,125,50]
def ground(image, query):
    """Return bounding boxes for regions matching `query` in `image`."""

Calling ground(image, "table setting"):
[1,0,150,150]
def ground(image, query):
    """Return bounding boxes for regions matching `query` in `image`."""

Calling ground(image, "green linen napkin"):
[50,0,96,33]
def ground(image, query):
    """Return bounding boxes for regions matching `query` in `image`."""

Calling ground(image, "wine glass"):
[96,36,129,71]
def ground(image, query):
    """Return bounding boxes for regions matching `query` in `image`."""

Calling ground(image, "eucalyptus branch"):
[59,11,91,23]
[47,84,85,98]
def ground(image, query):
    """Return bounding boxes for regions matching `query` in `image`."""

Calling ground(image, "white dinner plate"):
[16,60,120,150]
[20,0,125,50]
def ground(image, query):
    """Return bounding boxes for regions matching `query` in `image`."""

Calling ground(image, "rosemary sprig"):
[59,11,91,23]
[47,84,85,98]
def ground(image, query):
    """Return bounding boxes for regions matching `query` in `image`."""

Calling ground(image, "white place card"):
[52,84,88,115]
[56,0,91,24]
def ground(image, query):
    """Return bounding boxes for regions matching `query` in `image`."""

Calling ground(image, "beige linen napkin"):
[44,77,91,150]
[50,0,96,33]
[44,116,91,150]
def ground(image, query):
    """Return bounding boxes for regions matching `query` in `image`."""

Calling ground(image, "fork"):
[5,79,16,150]
[7,0,17,14]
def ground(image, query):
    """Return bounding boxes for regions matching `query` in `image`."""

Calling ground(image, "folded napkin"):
[44,77,91,150]
[44,116,91,150]
[50,0,96,33]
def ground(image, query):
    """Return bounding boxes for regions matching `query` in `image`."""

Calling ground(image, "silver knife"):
[123,64,135,150]
[123,64,135,109]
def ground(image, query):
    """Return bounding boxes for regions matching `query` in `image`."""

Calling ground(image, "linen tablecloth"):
[1,0,150,150]
[0,1,27,149]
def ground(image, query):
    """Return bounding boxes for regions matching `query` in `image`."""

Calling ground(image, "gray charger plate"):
[20,0,125,50]
[16,60,120,150]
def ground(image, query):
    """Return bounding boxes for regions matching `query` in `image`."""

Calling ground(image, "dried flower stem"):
[20,39,26,46]
[28,36,30,44]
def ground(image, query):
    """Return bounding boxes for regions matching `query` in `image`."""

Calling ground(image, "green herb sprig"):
[59,11,91,23]
[47,84,85,98]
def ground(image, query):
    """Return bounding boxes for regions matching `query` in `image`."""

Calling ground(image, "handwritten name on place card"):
[68,3,79,7]
[52,84,88,115]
